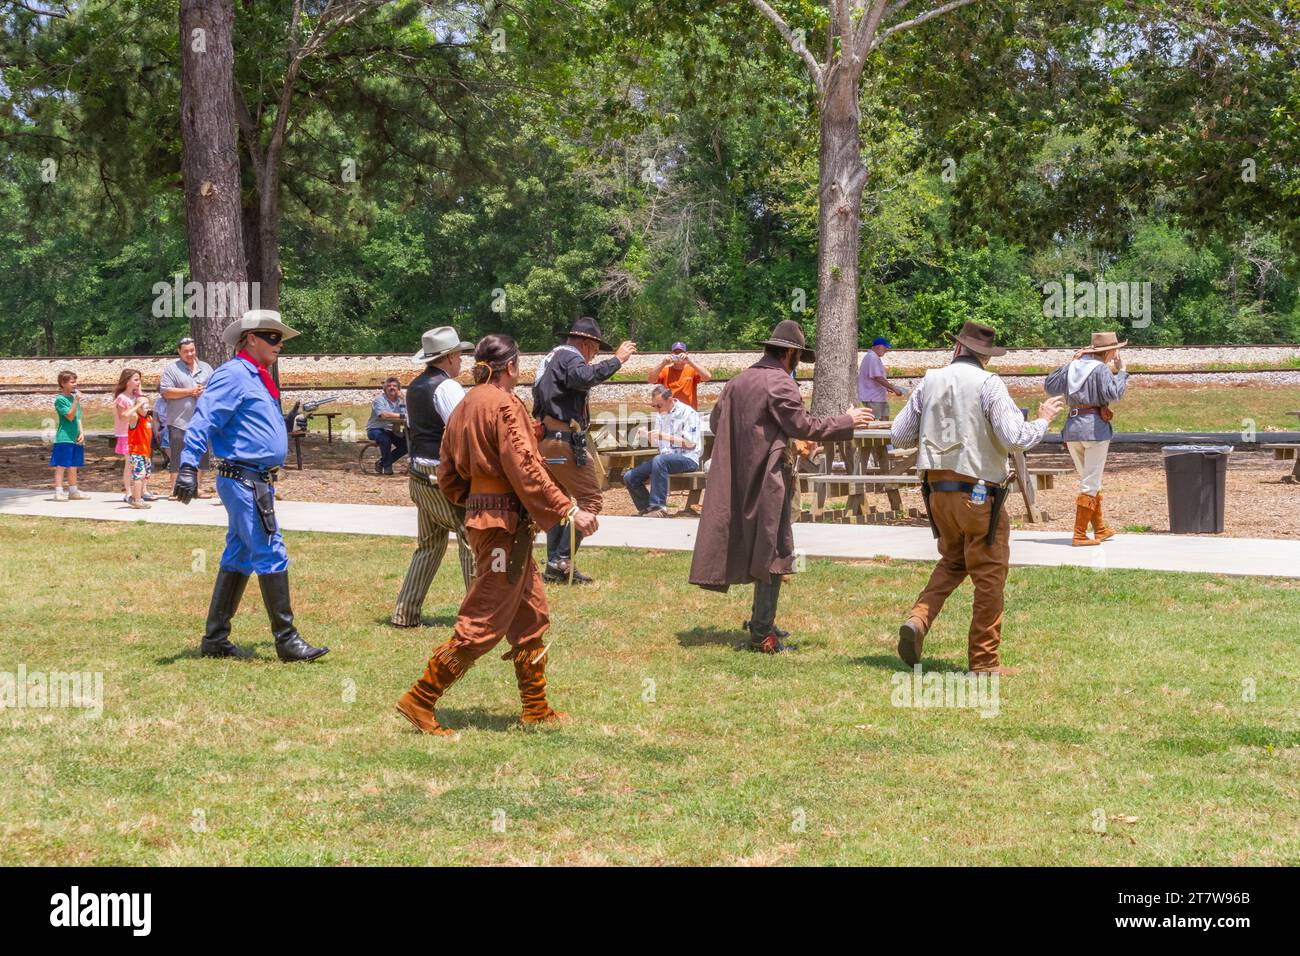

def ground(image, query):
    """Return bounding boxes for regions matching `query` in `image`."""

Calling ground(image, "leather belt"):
[470,476,512,495]
[1069,405,1103,416]
[215,459,278,484]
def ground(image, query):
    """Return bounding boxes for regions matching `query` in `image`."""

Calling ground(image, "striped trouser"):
[391,467,475,626]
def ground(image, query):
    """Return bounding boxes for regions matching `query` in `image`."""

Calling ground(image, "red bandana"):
[237,349,280,400]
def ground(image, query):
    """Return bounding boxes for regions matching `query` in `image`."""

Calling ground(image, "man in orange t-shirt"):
[647,341,711,409]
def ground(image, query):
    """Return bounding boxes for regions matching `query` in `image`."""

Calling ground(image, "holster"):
[253,479,277,536]
[507,516,535,583]
[986,483,1010,546]
[920,476,940,540]
[570,429,589,468]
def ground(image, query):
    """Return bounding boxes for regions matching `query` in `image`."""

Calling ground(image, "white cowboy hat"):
[221,309,301,348]
[412,326,474,366]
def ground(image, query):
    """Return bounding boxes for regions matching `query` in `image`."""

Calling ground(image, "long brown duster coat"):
[689,356,855,591]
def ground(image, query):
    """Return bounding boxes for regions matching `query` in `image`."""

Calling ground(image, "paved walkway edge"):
[1,487,1295,578]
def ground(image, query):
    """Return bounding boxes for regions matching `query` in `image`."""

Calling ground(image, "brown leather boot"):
[1090,492,1116,542]
[1072,494,1099,546]
[505,639,568,726]
[395,639,474,736]
[897,616,928,666]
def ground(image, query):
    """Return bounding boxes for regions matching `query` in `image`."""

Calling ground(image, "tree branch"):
[748,0,823,92]
[852,0,892,62]
[871,0,981,50]
[6,1,69,18]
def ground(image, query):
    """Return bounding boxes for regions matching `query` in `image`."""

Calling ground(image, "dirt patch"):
[4,434,1296,539]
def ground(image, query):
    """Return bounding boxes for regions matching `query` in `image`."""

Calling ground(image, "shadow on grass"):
[434,707,530,733]
[851,653,979,674]
[373,613,457,629]
[676,626,744,649]
[155,643,273,665]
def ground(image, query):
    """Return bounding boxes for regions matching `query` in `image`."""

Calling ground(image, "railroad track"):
[3,366,1299,395]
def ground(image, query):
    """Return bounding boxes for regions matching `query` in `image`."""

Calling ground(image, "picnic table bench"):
[1027,466,1074,490]
[806,474,922,522]
[1263,441,1300,483]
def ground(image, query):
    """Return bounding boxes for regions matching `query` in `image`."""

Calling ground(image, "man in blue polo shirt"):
[173,310,328,663]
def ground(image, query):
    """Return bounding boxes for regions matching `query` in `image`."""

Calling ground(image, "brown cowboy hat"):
[757,319,815,362]
[1078,331,1128,354]
[564,316,614,351]
[944,321,1008,357]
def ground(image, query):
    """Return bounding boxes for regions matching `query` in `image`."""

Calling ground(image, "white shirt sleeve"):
[981,376,1048,451]
[433,379,466,423]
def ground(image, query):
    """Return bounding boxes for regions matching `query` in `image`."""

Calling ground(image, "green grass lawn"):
[1,514,1296,865]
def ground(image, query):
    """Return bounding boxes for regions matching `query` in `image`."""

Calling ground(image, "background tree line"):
[2,0,1297,361]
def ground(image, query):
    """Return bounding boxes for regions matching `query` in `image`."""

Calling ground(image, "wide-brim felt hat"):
[944,321,1007,357]
[564,316,613,351]
[757,319,815,362]
[222,309,300,348]
[412,326,475,366]
[1078,331,1128,354]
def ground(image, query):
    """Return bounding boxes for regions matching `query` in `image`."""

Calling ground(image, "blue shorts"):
[49,443,85,468]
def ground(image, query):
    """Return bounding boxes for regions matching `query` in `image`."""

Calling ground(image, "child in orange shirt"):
[126,394,154,509]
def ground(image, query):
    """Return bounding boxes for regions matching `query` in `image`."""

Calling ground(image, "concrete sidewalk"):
[1,486,1296,578]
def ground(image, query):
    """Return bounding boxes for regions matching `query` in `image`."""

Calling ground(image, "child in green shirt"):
[50,370,87,501]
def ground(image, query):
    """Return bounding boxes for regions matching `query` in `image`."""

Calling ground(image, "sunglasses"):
[177,337,195,347]
[250,330,283,345]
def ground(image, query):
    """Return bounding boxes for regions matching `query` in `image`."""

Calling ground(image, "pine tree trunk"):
[812,69,867,417]
[179,0,247,366]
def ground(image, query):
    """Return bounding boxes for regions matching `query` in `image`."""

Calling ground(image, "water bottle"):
[971,480,987,505]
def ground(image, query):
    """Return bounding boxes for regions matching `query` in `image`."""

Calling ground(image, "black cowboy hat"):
[564,316,613,351]
[944,320,1008,357]
[757,319,815,363]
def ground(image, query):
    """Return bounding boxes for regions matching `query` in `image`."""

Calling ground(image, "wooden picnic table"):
[306,410,344,443]
[600,446,659,484]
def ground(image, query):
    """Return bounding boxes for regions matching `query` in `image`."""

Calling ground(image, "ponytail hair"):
[472,333,519,385]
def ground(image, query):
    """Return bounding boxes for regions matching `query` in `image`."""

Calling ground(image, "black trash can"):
[1161,445,1231,533]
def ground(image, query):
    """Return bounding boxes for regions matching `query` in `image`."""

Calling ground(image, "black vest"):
[407,366,452,461]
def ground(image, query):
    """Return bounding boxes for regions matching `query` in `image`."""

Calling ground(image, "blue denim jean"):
[367,426,408,468]
[623,452,697,512]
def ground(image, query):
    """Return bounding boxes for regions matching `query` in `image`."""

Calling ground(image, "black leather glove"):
[173,463,198,504]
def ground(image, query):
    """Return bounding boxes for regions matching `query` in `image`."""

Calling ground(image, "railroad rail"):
[3,366,1298,395]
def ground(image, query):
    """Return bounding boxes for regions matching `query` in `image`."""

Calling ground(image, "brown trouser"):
[449,525,550,661]
[908,469,1011,671]
[538,416,605,512]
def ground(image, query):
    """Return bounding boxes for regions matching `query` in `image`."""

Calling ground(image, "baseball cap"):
[871,337,892,348]
[671,341,688,353]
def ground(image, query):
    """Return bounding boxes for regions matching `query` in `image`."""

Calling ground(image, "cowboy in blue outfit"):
[173,310,328,662]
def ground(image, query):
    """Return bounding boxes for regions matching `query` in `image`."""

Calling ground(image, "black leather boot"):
[200,570,254,659]
[258,571,329,662]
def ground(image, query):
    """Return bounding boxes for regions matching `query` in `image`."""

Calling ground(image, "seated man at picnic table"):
[367,376,408,475]
[624,385,702,517]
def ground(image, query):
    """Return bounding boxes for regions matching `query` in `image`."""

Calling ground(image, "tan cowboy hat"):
[1079,331,1128,354]
[757,319,815,362]
[943,320,1008,357]
[411,326,474,366]
[221,309,300,348]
